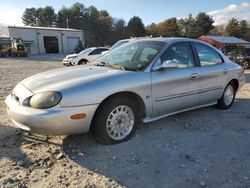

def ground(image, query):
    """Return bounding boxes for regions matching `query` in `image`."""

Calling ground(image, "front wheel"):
[78,59,88,65]
[92,97,139,144]
[217,82,236,109]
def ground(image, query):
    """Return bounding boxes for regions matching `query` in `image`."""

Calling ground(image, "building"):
[0,25,84,54]
[199,35,250,49]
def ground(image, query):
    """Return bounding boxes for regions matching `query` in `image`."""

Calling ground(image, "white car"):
[63,47,109,66]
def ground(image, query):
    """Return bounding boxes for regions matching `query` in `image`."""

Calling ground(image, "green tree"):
[57,6,71,28]
[179,14,197,38]
[195,12,214,36]
[22,7,38,26]
[111,18,128,43]
[127,16,146,37]
[36,6,56,27]
[239,20,249,39]
[225,18,240,37]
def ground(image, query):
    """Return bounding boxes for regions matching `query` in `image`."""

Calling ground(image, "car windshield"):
[110,40,129,51]
[92,41,164,71]
[79,48,93,55]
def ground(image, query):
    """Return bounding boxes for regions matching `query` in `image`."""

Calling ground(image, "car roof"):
[132,37,203,44]
[86,47,109,50]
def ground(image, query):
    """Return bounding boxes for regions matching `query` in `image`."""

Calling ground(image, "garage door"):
[67,37,80,53]
[43,36,59,53]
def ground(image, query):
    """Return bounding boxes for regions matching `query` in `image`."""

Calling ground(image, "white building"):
[0,25,84,54]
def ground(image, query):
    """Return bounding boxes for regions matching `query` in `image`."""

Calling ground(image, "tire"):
[217,82,236,109]
[92,96,139,144]
[241,60,249,69]
[78,59,88,65]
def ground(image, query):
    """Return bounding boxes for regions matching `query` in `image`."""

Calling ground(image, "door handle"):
[223,69,228,75]
[190,73,199,80]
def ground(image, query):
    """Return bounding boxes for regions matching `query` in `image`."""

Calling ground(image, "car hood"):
[21,65,121,93]
[65,54,78,59]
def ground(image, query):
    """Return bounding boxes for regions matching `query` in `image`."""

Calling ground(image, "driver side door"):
[151,42,201,117]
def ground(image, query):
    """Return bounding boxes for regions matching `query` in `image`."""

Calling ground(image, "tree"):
[178,14,197,38]
[57,6,71,28]
[239,20,249,39]
[36,6,56,27]
[127,16,146,37]
[158,17,181,37]
[147,23,160,37]
[195,12,214,36]
[22,7,38,26]
[111,18,128,43]
[178,13,214,38]
[225,18,240,37]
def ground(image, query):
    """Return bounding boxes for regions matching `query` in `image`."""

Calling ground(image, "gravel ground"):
[0,55,250,188]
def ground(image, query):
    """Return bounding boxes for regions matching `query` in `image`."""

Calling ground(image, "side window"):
[89,49,101,55]
[139,47,158,63]
[194,43,223,66]
[161,42,195,68]
[100,49,108,53]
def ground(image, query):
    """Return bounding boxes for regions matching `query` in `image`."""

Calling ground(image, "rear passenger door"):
[192,42,229,105]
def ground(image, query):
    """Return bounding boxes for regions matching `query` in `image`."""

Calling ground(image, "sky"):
[0,0,249,26]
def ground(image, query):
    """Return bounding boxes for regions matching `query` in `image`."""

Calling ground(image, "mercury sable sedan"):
[5,38,245,144]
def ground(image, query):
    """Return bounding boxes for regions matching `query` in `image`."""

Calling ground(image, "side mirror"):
[153,60,179,71]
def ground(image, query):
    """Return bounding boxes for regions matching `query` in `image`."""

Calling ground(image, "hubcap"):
[224,85,234,106]
[106,105,134,140]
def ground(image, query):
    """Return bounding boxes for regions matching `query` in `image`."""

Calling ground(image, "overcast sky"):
[0,0,249,26]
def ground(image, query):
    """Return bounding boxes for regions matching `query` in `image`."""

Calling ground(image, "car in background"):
[63,47,109,66]
[226,51,250,69]
[110,36,153,51]
[6,38,245,144]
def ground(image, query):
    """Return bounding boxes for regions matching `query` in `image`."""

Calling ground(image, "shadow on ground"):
[63,100,250,188]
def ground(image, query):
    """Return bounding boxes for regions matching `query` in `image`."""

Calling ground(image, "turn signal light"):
[71,113,86,120]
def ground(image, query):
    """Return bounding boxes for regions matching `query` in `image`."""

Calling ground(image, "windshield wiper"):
[96,62,125,70]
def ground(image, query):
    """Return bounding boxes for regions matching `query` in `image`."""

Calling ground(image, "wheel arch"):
[229,78,239,91]
[90,91,146,131]
[78,58,88,64]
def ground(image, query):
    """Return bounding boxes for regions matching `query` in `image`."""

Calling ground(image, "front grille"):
[17,44,24,51]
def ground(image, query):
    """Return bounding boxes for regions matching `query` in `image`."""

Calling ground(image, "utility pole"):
[66,18,69,28]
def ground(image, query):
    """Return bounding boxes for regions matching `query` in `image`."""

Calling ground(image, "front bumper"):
[5,94,98,135]
[62,59,73,66]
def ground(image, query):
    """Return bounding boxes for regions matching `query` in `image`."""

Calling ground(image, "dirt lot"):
[0,55,250,188]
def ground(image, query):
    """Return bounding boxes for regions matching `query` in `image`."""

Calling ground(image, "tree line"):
[22,3,250,47]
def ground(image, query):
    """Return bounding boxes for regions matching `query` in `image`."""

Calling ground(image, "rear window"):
[194,43,223,66]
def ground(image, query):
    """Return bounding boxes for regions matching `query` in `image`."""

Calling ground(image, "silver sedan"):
[5,38,245,144]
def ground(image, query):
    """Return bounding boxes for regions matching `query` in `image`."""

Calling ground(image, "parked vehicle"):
[8,38,27,57]
[0,44,8,57]
[6,38,245,144]
[110,36,153,51]
[226,51,250,69]
[63,47,109,66]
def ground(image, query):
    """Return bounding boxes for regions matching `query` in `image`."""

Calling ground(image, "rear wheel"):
[240,60,249,69]
[92,97,139,144]
[217,82,236,109]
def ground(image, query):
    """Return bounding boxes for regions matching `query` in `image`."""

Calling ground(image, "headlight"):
[29,91,62,109]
